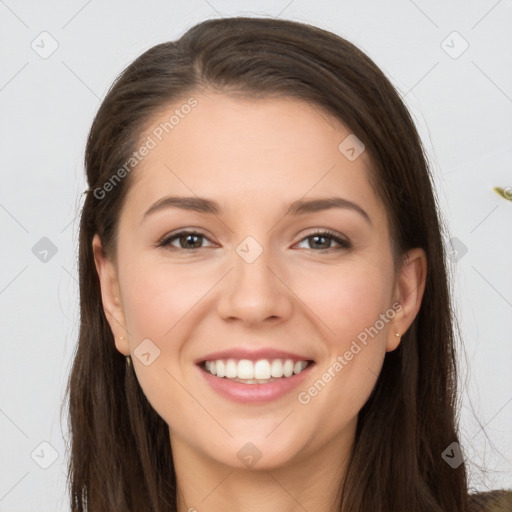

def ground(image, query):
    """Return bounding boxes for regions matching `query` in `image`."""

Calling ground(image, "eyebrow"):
[142,195,372,225]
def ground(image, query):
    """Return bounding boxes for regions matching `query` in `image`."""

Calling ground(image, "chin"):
[207,435,307,472]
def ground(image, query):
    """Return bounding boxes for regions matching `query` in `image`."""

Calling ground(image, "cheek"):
[119,259,204,340]
[302,260,392,342]
[118,261,204,425]
[297,263,391,412]
[336,267,393,364]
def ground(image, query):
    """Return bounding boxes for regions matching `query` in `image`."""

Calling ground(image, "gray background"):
[1,1,511,510]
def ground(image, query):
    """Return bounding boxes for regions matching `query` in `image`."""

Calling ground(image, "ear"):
[92,234,130,356]
[386,247,427,352]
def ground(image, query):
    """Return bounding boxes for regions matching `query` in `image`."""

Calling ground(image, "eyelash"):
[157,229,351,252]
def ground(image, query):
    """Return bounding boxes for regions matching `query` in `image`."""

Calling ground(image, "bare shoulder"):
[468,490,512,511]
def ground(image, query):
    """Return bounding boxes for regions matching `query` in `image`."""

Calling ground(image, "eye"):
[296,230,351,251]
[157,229,351,252]
[157,230,215,251]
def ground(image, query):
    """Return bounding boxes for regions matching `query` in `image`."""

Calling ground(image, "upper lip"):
[195,348,315,364]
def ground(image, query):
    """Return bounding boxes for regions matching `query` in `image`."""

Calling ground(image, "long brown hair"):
[67,16,471,511]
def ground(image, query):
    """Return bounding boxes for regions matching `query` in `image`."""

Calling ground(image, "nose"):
[216,242,293,326]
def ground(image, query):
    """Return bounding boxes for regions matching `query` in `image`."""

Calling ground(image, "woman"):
[66,16,511,511]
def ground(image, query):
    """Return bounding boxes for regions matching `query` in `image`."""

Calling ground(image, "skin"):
[93,91,427,512]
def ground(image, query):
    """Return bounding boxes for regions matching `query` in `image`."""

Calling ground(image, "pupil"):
[184,234,200,248]
[313,235,328,249]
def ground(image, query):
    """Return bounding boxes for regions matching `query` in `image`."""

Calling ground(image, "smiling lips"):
[196,348,315,400]
[196,348,313,383]
[203,358,310,383]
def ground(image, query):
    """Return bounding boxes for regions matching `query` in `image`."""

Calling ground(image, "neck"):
[171,426,355,512]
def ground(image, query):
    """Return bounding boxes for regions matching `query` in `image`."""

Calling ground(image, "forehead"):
[124,91,382,220]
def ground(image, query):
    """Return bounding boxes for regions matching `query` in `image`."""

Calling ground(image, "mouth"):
[195,351,316,403]
[198,358,314,384]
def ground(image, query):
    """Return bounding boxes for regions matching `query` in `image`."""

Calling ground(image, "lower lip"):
[198,363,314,404]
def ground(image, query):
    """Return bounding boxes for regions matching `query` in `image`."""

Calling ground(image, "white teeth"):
[294,360,307,374]
[270,359,283,378]
[254,360,270,380]
[238,359,254,379]
[283,359,294,377]
[203,358,310,380]
[225,359,237,378]
[216,360,225,378]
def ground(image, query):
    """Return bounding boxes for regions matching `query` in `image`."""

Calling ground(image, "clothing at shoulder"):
[468,490,512,511]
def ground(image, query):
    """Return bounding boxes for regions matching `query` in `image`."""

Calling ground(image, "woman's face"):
[95,91,425,471]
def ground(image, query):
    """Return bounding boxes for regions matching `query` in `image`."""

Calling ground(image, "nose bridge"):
[216,233,292,323]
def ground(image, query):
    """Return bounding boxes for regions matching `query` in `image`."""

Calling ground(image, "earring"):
[118,336,130,365]
[395,332,401,338]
